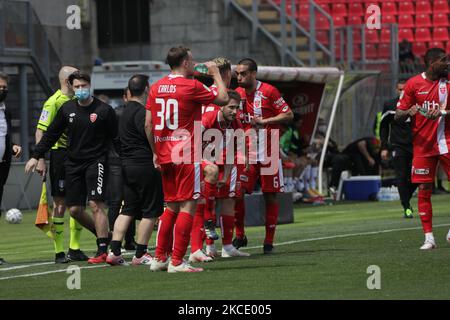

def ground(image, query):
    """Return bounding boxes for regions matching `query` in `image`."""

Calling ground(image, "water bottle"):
[194,63,209,77]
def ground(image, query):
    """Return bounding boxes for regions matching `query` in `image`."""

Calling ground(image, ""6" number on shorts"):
[155,98,179,130]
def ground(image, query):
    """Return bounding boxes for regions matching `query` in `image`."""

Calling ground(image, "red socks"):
[418,188,433,233]
[155,208,177,261]
[220,214,235,245]
[234,197,246,239]
[264,202,279,245]
[190,204,205,253]
[171,212,194,266]
[203,181,216,221]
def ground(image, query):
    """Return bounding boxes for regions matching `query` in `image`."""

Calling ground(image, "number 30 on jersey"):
[154,98,179,130]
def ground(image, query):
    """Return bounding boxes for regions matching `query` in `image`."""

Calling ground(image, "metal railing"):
[0,0,60,94]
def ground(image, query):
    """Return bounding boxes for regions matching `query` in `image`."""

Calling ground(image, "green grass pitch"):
[1,195,450,300]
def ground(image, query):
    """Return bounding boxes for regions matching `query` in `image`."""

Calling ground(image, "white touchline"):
[0,261,54,271]
[0,265,107,281]
[1,224,450,281]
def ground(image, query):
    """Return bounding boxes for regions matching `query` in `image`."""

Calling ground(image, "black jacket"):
[1,108,18,185]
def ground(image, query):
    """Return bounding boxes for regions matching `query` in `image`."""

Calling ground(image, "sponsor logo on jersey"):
[418,101,440,110]
[90,113,98,123]
[414,168,430,175]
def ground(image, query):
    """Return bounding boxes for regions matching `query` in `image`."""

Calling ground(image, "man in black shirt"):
[25,71,118,264]
[106,74,164,266]
[343,137,380,176]
[380,80,416,218]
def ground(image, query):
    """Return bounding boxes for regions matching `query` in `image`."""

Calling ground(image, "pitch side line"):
[1,223,449,281]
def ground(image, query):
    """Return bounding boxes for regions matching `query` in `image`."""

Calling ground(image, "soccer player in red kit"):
[396,48,450,250]
[234,58,294,254]
[190,58,233,262]
[190,90,250,262]
[145,46,229,272]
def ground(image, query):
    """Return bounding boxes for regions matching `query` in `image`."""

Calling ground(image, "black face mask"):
[0,89,8,102]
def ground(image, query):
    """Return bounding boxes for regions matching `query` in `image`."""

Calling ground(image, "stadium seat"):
[316,30,329,45]
[428,41,444,50]
[398,28,414,42]
[398,1,415,15]
[433,0,449,13]
[382,2,397,15]
[415,14,432,28]
[348,15,363,25]
[398,14,414,29]
[332,3,347,17]
[298,3,310,17]
[432,27,449,41]
[415,27,432,42]
[318,3,331,14]
[353,44,361,60]
[412,42,427,57]
[378,43,391,59]
[333,16,346,28]
[348,3,364,17]
[380,28,392,43]
[352,28,362,44]
[416,1,432,14]
[298,16,309,28]
[316,15,331,30]
[382,14,396,25]
[365,29,380,43]
[433,13,448,27]
[446,41,450,53]
[365,44,377,60]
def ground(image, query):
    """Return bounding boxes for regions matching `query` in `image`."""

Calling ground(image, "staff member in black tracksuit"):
[25,71,118,264]
[106,74,164,266]
[380,80,416,219]
[0,71,22,266]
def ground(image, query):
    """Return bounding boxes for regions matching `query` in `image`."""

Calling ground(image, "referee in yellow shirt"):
[35,66,96,263]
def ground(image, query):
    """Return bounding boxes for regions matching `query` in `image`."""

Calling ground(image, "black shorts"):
[49,149,67,197]
[120,164,164,219]
[65,157,108,207]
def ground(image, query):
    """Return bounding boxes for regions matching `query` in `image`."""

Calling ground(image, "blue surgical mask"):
[75,88,91,101]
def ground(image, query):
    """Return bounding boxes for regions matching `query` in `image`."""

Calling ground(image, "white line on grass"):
[0,265,107,281]
[1,223,450,281]
[0,261,54,271]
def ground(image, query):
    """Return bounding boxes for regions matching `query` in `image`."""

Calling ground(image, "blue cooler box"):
[343,176,381,201]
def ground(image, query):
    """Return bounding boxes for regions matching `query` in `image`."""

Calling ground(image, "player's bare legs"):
[417,183,436,250]
[68,206,96,235]
[85,200,110,263]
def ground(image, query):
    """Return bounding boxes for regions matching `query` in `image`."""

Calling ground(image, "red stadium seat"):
[416,1,432,14]
[333,16,346,28]
[398,1,415,15]
[332,3,347,17]
[398,28,414,42]
[316,15,331,30]
[365,44,377,60]
[348,15,363,25]
[353,28,362,44]
[446,41,450,53]
[382,14,396,25]
[412,42,427,57]
[415,14,432,28]
[433,13,449,27]
[433,0,449,14]
[378,43,391,59]
[398,14,414,28]
[433,27,449,41]
[428,41,445,49]
[353,45,361,60]
[316,30,329,45]
[298,16,309,28]
[415,27,432,42]
[298,3,310,17]
[365,29,380,43]
[348,3,364,17]
[380,28,392,43]
[382,2,397,15]
[318,3,331,14]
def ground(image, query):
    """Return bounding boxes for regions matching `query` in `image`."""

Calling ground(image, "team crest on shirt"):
[90,113,98,123]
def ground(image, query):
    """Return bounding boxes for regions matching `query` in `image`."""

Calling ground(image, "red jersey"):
[202,85,221,114]
[202,109,244,165]
[236,81,291,161]
[146,74,217,164]
[397,73,450,157]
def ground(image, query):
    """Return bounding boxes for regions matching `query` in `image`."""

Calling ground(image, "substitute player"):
[35,66,94,263]
[106,74,164,266]
[146,46,228,273]
[395,48,450,249]
[25,71,118,263]
[234,58,293,254]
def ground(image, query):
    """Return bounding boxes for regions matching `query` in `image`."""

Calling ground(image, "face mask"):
[0,89,8,102]
[74,88,91,101]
